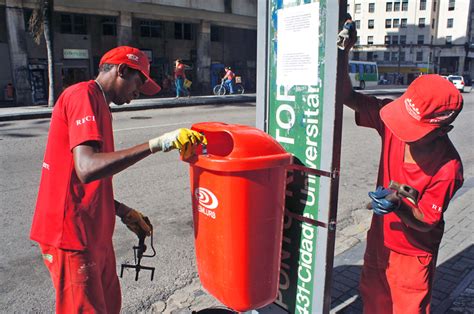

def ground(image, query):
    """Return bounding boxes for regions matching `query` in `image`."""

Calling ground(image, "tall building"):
[0,0,257,105]
[347,0,474,85]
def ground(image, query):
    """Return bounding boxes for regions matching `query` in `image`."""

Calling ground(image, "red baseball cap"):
[99,46,161,95]
[380,74,463,142]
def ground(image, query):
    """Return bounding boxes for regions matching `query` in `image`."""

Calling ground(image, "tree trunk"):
[43,0,55,107]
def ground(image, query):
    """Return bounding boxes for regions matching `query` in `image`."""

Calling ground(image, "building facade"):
[347,0,474,85]
[0,0,257,105]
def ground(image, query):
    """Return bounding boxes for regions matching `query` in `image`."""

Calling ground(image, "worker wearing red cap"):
[340,21,464,313]
[30,46,206,313]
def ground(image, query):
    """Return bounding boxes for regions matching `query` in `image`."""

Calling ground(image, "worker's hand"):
[149,128,207,159]
[368,186,401,215]
[121,209,153,238]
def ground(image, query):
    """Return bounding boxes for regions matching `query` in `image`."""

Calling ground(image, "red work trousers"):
[40,243,121,314]
[359,229,437,314]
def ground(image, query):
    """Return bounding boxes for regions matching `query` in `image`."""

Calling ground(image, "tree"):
[29,0,55,107]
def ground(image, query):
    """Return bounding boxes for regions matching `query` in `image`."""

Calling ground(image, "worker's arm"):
[115,200,153,237]
[73,128,207,184]
[394,203,433,232]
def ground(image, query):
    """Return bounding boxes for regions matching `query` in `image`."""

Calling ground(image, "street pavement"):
[0,87,474,313]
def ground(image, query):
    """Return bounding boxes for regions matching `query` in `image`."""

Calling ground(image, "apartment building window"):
[448,0,455,11]
[420,0,427,10]
[355,4,361,13]
[385,19,392,28]
[418,35,424,44]
[416,51,423,61]
[433,1,437,11]
[353,51,360,60]
[393,19,400,28]
[446,36,452,45]
[401,18,407,28]
[175,22,193,40]
[355,20,361,29]
[392,36,399,44]
[432,18,436,29]
[367,52,374,60]
[391,51,399,61]
[447,18,453,28]
[369,3,375,12]
[384,51,390,61]
[402,0,408,11]
[394,2,401,11]
[60,14,87,34]
[400,35,406,44]
[356,36,360,45]
[400,51,406,61]
[368,36,374,45]
[386,2,393,11]
[211,26,220,42]
[140,20,162,38]
[385,36,391,44]
[368,20,375,29]
[419,18,425,28]
[102,17,117,36]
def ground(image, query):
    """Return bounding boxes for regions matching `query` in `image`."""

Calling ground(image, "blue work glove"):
[368,186,400,215]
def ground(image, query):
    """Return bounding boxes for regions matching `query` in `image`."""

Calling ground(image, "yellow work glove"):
[149,128,207,159]
[121,209,153,238]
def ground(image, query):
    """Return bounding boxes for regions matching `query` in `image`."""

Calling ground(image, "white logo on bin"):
[195,187,218,219]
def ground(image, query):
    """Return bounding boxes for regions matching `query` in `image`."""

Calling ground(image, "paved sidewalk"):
[0,94,257,121]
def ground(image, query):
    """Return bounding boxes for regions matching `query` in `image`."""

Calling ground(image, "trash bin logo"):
[195,187,218,219]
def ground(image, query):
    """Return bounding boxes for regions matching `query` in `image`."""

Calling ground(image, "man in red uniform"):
[340,22,464,313]
[30,46,206,313]
[222,66,236,94]
[174,59,189,97]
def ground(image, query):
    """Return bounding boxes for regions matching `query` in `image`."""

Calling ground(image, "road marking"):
[114,121,191,132]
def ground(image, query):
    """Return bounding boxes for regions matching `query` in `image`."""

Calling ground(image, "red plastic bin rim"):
[188,153,293,172]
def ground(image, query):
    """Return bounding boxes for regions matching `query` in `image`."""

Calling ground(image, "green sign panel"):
[259,0,341,313]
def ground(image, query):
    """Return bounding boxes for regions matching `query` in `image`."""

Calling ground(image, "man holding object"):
[30,46,206,313]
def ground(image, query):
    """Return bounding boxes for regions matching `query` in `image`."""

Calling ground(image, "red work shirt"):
[354,93,463,256]
[175,63,186,79]
[224,69,235,80]
[30,80,116,251]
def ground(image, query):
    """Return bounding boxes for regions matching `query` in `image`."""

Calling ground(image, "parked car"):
[447,75,466,92]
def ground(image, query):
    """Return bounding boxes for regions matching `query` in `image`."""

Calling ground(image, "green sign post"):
[256,0,345,313]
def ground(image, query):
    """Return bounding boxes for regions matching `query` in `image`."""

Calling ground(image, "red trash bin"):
[185,122,293,311]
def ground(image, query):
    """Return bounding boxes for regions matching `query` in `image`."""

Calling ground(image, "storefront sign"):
[63,49,89,59]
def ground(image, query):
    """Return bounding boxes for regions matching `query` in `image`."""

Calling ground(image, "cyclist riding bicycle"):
[222,67,235,94]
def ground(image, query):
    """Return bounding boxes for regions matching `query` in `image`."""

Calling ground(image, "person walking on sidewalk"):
[340,20,464,313]
[174,59,190,98]
[222,66,236,94]
[30,46,206,314]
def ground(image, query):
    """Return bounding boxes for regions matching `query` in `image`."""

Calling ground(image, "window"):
[446,36,452,45]
[418,35,424,44]
[385,36,391,44]
[353,51,360,60]
[392,35,399,44]
[384,51,391,61]
[416,51,423,61]
[401,18,407,28]
[419,18,425,27]
[102,17,116,36]
[356,36,360,45]
[393,19,400,28]
[391,51,399,61]
[432,18,436,29]
[400,35,406,44]
[367,36,374,45]
[402,0,408,11]
[355,20,361,29]
[385,19,392,28]
[368,20,374,29]
[355,4,361,13]
[140,20,162,38]
[174,22,193,40]
[60,14,87,34]
[386,2,392,11]
[448,0,455,11]
[369,3,375,12]
[394,2,401,11]
[400,51,405,61]
[433,1,437,11]
[420,0,427,10]
[447,18,453,28]
[367,52,374,60]
[211,26,220,42]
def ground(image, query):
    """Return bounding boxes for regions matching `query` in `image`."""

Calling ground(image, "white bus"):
[349,60,378,90]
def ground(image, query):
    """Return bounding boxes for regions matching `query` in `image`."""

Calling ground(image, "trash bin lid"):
[188,122,293,172]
